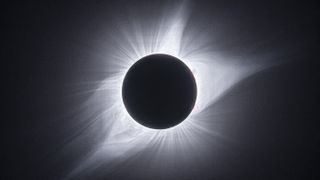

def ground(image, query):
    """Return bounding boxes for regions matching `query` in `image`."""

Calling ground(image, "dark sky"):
[4,0,319,179]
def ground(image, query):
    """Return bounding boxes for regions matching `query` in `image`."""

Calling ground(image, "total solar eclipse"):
[122,54,197,129]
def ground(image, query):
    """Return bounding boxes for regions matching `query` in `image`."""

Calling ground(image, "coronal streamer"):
[65,1,273,179]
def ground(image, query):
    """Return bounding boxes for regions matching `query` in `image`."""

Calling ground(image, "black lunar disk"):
[122,54,197,129]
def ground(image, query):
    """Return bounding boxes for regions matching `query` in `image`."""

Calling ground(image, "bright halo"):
[65,1,273,178]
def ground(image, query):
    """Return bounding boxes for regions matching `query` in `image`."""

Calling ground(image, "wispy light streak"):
[65,1,273,179]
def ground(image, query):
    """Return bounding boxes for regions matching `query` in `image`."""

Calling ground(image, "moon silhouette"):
[122,54,197,129]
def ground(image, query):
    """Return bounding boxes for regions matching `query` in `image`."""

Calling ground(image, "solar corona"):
[64,1,271,178]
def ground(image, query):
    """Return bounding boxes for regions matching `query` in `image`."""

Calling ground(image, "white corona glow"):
[65,1,273,179]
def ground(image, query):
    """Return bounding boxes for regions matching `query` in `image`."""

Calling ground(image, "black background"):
[4,0,319,179]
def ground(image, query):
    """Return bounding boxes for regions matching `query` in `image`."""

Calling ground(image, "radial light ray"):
[64,1,274,179]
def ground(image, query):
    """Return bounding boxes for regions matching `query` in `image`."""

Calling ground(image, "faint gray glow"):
[65,1,273,179]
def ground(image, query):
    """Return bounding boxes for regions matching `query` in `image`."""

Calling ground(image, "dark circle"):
[122,54,197,129]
